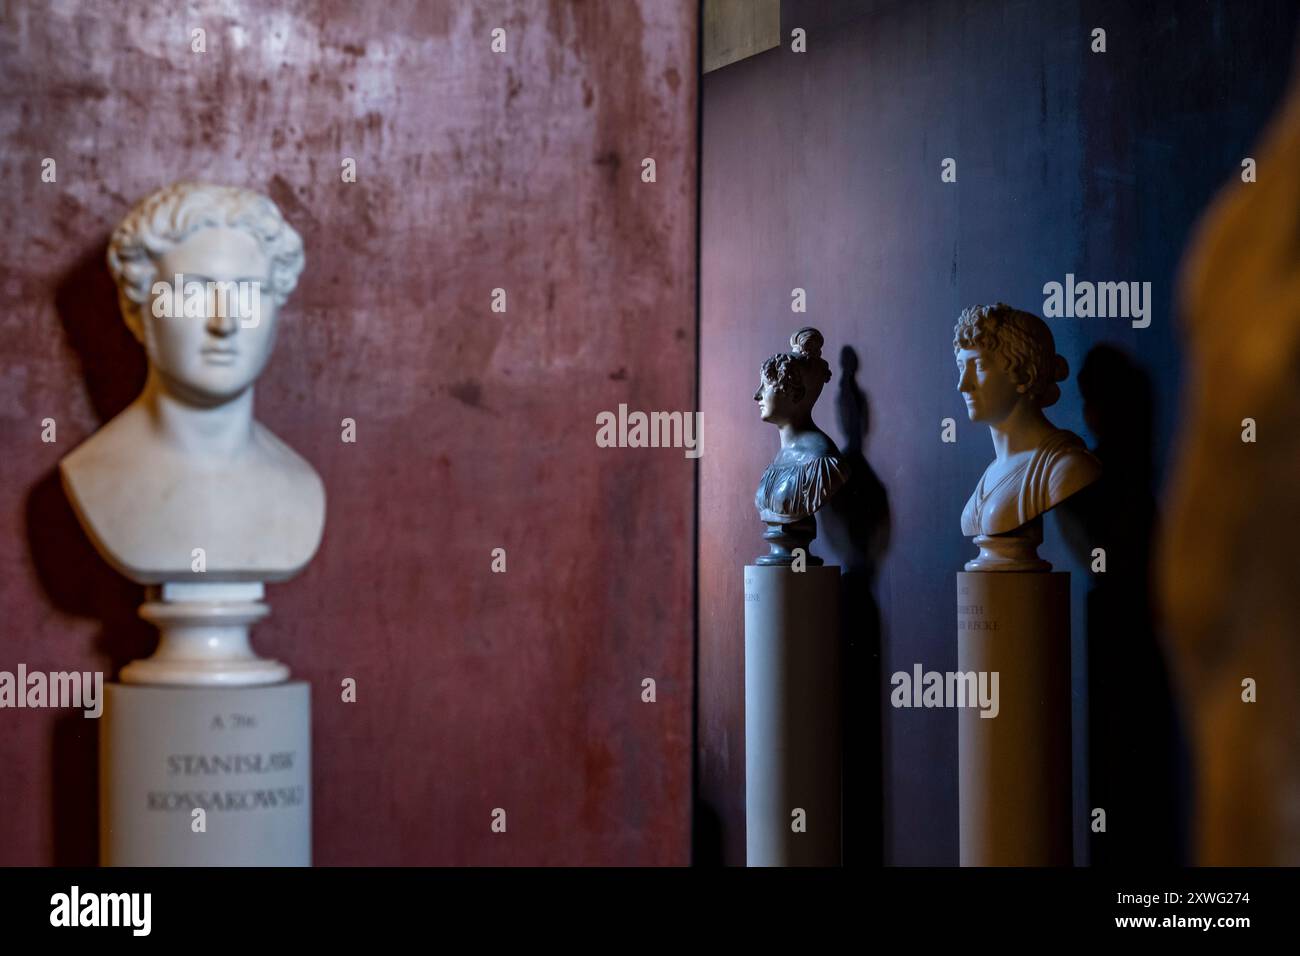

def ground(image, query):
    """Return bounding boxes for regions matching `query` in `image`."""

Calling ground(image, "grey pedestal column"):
[744,564,842,866]
[957,571,1071,865]
[100,681,311,866]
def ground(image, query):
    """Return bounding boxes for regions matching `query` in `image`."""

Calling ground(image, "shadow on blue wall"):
[699,0,1298,864]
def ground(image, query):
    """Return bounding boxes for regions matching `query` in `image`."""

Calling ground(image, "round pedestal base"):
[127,586,286,687]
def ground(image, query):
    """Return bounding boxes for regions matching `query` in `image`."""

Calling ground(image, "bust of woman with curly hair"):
[954,303,1101,570]
[753,328,850,565]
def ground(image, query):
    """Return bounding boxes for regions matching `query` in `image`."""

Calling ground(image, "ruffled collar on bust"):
[755,453,850,523]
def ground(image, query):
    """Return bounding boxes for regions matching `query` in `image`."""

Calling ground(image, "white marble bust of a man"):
[954,303,1100,570]
[60,182,325,584]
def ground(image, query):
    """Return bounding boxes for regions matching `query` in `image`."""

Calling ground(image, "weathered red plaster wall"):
[0,0,696,865]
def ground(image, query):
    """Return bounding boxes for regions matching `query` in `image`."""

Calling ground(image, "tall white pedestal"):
[957,571,1071,866]
[100,681,311,866]
[744,564,841,866]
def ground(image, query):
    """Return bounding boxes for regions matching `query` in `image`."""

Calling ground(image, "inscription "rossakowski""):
[146,785,306,812]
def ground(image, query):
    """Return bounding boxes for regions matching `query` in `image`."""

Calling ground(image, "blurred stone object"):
[1162,62,1300,865]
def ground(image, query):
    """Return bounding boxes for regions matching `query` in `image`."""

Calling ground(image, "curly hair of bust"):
[760,327,833,402]
[106,182,305,325]
[953,303,1067,408]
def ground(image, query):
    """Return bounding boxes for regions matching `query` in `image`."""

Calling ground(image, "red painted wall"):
[0,0,696,865]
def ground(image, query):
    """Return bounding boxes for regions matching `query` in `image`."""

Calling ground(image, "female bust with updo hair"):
[953,303,1101,570]
[753,327,850,565]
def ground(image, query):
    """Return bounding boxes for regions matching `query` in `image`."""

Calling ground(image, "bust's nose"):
[753,387,762,401]
[206,296,237,337]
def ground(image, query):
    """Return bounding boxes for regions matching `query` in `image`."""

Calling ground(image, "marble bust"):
[59,182,324,685]
[60,182,324,583]
[753,327,850,565]
[954,303,1100,570]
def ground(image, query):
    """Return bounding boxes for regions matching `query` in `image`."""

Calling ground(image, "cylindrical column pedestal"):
[100,681,311,866]
[957,571,1070,865]
[744,564,841,866]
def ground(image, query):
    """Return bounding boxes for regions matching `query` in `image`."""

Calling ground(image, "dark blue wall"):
[698,0,1298,865]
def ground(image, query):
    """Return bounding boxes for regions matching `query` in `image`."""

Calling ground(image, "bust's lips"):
[201,347,239,364]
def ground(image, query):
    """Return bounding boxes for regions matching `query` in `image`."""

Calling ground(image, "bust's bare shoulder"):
[60,412,325,583]
[252,422,325,491]
[1047,440,1102,505]
[61,404,151,474]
